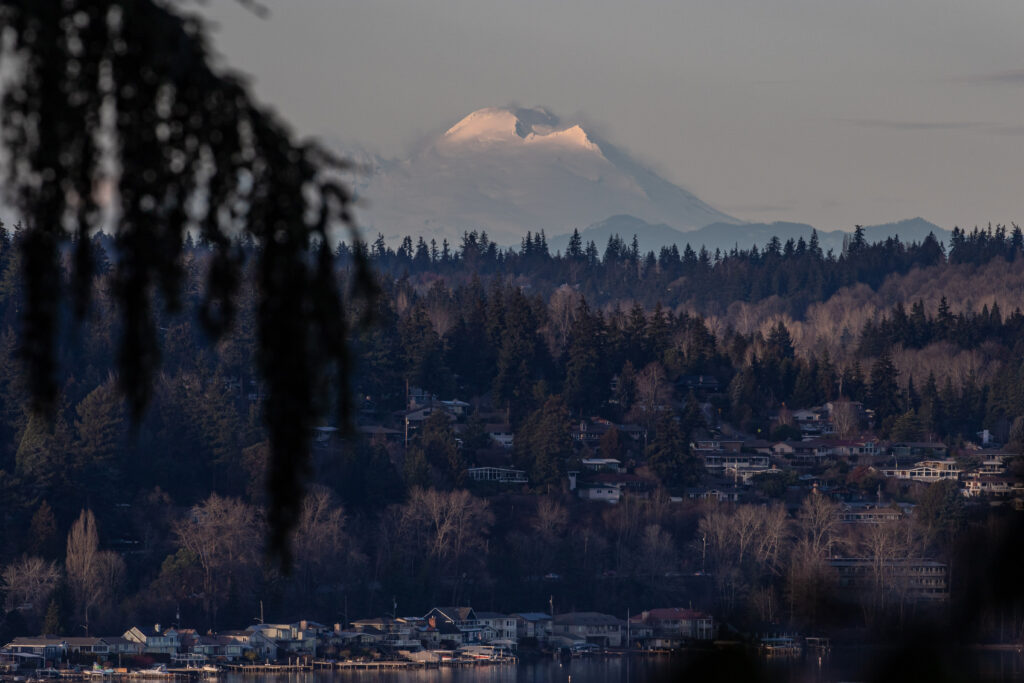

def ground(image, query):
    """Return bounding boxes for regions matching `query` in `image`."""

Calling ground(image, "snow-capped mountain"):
[351,106,737,246]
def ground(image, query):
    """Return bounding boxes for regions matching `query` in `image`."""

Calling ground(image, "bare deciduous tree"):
[398,488,494,603]
[66,509,124,635]
[754,504,790,576]
[546,285,582,356]
[289,485,362,611]
[639,524,676,578]
[797,492,841,558]
[628,362,670,433]
[2,556,61,621]
[174,494,260,628]
[829,400,860,439]
[532,498,568,541]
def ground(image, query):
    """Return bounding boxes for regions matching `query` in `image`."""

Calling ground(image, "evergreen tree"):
[646,412,702,488]
[515,396,572,488]
[867,351,901,429]
[567,229,583,259]
[563,301,607,415]
[28,500,59,558]
[73,379,127,494]
[493,291,541,422]
[418,410,463,487]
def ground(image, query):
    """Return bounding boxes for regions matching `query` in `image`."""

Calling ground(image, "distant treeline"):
[340,224,1021,311]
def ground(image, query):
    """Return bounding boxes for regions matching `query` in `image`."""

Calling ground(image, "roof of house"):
[100,637,135,647]
[512,612,552,621]
[427,606,476,623]
[9,637,105,647]
[427,622,462,636]
[553,612,624,626]
[473,612,509,620]
[638,608,710,622]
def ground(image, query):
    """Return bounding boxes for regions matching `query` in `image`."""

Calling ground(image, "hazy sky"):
[197,0,1024,231]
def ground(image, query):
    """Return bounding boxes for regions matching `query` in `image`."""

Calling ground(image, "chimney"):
[154,623,161,633]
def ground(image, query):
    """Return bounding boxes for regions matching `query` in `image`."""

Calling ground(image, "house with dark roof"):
[423,607,484,644]
[629,608,714,647]
[3,636,115,661]
[510,613,552,641]
[551,612,624,647]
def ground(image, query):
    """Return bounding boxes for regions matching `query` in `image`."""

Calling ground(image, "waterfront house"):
[123,625,180,655]
[551,612,624,647]
[4,636,112,661]
[348,618,421,650]
[629,608,714,646]
[473,612,517,645]
[245,622,319,658]
[511,613,552,642]
[423,607,485,644]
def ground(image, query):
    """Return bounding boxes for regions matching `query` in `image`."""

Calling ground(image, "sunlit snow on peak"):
[442,106,599,153]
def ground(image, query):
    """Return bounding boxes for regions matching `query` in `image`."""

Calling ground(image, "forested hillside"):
[0,220,1021,640]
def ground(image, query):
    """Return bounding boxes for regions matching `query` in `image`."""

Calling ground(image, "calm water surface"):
[220,651,1024,683]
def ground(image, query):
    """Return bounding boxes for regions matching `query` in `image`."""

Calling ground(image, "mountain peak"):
[360,106,737,245]
[441,106,598,152]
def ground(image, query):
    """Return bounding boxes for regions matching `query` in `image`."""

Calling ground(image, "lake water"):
[218,650,1024,683]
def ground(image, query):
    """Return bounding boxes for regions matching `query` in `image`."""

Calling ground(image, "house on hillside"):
[675,375,721,395]
[890,442,948,460]
[486,424,514,449]
[962,475,1023,499]
[837,502,912,523]
[465,467,527,484]
[881,459,961,483]
[830,558,948,601]
[684,485,742,503]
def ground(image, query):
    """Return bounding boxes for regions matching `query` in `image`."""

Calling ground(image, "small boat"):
[131,665,172,678]
[84,663,115,678]
[760,635,802,657]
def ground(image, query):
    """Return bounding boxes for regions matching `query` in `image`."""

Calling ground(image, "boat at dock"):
[129,665,171,678]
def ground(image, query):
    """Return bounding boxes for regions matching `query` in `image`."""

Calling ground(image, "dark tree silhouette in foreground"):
[0,0,375,568]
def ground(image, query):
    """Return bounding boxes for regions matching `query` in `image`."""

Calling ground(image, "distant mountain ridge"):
[547,216,949,256]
